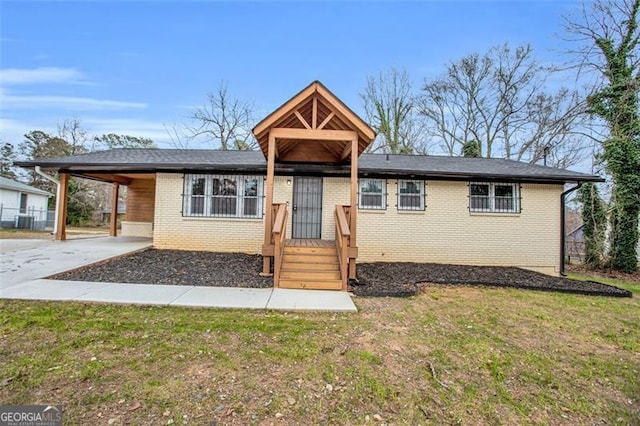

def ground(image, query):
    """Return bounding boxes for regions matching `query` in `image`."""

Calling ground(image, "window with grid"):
[183,174,263,218]
[469,182,520,213]
[358,179,386,210]
[398,180,425,210]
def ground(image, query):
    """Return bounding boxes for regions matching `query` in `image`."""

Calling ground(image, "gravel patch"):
[51,249,632,298]
[354,262,633,298]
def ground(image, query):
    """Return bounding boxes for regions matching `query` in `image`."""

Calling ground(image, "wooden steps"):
[278,241,343,290]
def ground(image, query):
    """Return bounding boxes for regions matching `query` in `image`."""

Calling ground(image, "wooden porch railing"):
[334,205,351,289]
[269,203,283,245]
[272,203,288,286]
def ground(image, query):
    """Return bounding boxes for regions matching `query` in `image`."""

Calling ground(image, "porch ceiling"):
[252,81,375,163]
[71,172,156,185]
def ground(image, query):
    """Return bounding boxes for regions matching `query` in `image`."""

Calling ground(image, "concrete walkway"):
[0,237,357,312]
[2,280,358,312]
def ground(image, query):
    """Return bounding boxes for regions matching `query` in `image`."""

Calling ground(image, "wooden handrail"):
[335,205,350,289]
[269,203,282,244]
[335,205,351,238]
[273,203,288,286]
[273,203,287,234]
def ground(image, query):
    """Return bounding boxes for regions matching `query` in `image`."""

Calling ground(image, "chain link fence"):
[0,205,54,231]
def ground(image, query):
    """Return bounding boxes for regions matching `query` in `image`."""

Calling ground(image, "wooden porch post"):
[109,183,119,237]
[262,132,276,274]
[55,172,69,241]
[349,137,358,279]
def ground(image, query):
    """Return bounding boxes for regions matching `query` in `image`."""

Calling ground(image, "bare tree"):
[419,44,588,168]
[187,81,257,150]
[563,0,639,82]
[360,68,427,154]
[165,123,192,149]
[58,118,89,155]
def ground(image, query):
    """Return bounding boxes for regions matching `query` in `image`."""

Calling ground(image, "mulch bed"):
[51,249,272,288]
[353,262,633,298]
[51,249,632,298]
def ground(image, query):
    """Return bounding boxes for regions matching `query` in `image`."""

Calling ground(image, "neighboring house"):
[16,81,602,290]
[565,225,585,262]
[567,223,640,262]
[98,200,126,224]
[0,176,53,230]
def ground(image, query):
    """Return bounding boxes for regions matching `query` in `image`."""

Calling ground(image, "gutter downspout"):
[34,166,60,235]
[560,182,582,276]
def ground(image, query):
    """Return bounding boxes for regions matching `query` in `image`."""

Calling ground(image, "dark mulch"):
[51,249,632,298]
[51,249,272,288]
[353,262,633,298]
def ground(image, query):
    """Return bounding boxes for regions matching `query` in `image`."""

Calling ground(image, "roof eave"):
[14,159,603,184]
[358,168,604,184]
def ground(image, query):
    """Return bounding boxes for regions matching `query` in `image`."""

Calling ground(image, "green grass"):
[568,272,640,292]
[1,276,638,425]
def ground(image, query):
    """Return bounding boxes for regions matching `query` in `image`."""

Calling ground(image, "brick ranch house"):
[17,81,602,290]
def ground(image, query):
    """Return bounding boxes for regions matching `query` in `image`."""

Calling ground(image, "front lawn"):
[1,280,638,424]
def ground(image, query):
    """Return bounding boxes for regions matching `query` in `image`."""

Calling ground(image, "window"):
[189,178,206,215]
[183,174,263,218]
[398,180,425,210]
[19,193,28,214]
[211,177,238,216]
[359,179,386,210]
[469,182,520,213]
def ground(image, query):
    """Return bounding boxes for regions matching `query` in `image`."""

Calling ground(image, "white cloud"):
[83,118,173,145]
[0,67,146,111]
[0,68,158,142]
[0,116,173,148]
[0,67,85,85]
[0,117,56,147]
[1,93,147,110]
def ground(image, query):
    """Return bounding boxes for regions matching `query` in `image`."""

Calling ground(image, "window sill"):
[397,209,427,215]
[358,208,387,214]
[182,216,264,223]
[469,211,521,217]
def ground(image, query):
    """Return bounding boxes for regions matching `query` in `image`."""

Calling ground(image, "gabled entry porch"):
[253,81,376,290]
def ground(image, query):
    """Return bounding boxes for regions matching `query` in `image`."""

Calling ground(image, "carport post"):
[55,172,69,241]
[109,183,119,237]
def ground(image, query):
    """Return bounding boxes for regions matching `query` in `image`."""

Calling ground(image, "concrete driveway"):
[0,236,152,290]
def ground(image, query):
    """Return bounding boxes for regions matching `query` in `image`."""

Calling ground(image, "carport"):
[14,159,156,241]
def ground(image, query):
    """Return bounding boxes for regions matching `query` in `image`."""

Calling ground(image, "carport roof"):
[15,148,603,184]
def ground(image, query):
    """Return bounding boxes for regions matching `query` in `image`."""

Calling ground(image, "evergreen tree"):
[462,140,481,158]
[0,142,17,179]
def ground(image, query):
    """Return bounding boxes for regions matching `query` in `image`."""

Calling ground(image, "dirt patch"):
[0,229,52,239]
[566,264,640,285]
[51,249,272,288]
[51,249,632,298]
[353,262,633,298]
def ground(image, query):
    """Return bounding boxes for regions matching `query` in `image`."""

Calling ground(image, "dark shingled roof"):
[15,148,602,183]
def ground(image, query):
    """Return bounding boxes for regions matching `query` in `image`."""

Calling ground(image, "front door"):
[292,177,323,239]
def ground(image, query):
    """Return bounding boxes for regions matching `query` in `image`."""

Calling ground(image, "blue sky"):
[0,0,581,150]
